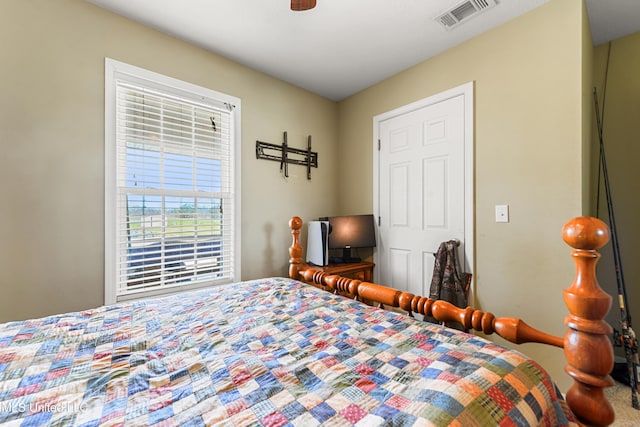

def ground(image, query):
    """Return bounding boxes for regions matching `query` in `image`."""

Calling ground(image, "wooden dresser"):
[307,261,374,282]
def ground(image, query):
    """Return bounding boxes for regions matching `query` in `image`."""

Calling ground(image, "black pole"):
[594,87,639,409]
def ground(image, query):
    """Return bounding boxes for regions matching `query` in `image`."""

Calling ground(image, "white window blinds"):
[105,59,240,302]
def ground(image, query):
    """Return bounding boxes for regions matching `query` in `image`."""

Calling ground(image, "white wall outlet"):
[495,204,509,223]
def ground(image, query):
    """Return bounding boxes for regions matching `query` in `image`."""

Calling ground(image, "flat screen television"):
[322,214,376,263]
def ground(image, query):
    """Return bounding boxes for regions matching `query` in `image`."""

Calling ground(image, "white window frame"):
[105,58,241,304]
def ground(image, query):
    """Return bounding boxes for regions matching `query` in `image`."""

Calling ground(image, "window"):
[105,59,241,303]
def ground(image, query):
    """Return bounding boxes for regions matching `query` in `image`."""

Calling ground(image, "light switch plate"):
[495,205,509,223]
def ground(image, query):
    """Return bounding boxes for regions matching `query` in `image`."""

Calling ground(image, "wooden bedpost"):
[289,216,304,280]
[562,216,615,426]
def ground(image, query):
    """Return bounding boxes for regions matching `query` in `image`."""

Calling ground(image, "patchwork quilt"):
[0,277,576,426]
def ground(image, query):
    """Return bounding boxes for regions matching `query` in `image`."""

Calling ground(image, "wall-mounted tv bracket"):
[255,131,317,179]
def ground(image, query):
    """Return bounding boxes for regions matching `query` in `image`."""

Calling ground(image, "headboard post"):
[289,216,304,280]
[562,216,615,426]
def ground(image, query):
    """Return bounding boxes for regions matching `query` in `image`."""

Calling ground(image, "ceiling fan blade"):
[291,0,316,11]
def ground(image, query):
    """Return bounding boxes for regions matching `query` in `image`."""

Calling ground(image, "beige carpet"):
[606,381,640,426]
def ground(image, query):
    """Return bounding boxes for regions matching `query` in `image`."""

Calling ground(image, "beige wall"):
[581,0,594,214]
[337,0,587,390]
[0,0,338,322]
[592,31,640,350]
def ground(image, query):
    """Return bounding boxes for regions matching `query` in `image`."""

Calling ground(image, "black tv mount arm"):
[256,131,317,180]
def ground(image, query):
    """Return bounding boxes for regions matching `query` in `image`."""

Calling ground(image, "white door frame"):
[373,81,475,290]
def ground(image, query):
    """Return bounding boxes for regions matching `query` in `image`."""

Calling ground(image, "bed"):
[0,216,615,426]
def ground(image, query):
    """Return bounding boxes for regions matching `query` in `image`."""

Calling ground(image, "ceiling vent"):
[436,0,497,30]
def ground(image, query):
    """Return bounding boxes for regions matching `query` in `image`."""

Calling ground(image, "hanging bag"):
[426,240,470,330]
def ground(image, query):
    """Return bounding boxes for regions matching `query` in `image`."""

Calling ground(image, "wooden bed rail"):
[288,216,615,426]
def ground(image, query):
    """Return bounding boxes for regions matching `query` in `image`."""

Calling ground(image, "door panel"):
[377,93,467,298]
[390,163,410,227]
[390,248,410,293]
[423,157,447,228]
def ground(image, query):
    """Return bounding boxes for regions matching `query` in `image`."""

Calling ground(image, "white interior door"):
[374,83,473,298]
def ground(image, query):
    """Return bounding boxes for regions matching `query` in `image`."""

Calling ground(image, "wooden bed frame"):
[288,216,615,426]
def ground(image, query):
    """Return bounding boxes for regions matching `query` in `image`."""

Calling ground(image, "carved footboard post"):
[562,217,615,426]
[289,216,304,280]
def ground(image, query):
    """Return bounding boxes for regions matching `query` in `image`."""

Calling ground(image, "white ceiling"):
[88,0,640,101]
